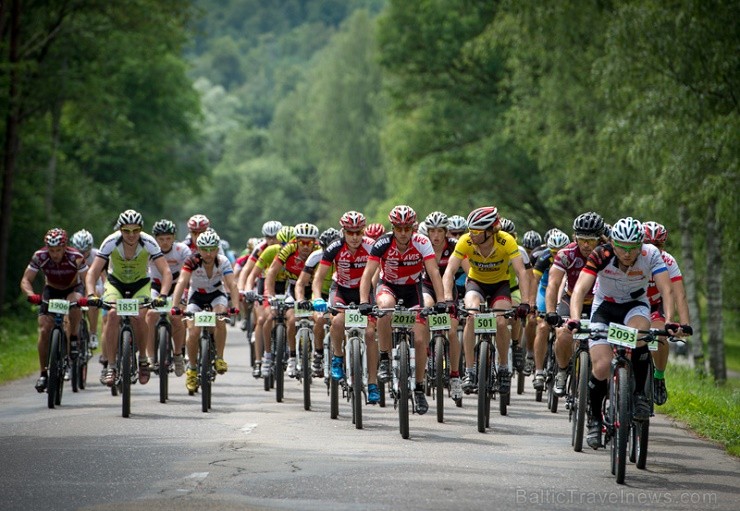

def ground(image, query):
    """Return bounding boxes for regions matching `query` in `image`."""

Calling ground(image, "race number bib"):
[116,299,139,317]
[48,299,70,315]
[345,310,367,329]
[573,319,591,340]
[294,303,312,318]
[391,311,416,328]
[607,323,637,348]
[474,313,496,334]
[155,296,173,314]
[194,311,216,327]
[428,313,451,332]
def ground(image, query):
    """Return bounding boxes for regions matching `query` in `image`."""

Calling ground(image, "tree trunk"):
[679,204,704,373]
[0,0,21,316]
[45,99,62,221]
[705,201,726,384]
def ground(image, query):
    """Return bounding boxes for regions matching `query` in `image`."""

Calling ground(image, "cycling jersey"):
[584,243,667,307]
[255,244,287,281]
[182,253,233,298]
[647,249,682,305]
[551,241,594,304]
[248,239,271,263]
[97,231,163,284]
[422,237,457,287]
[452,231,520,284]
[369,232,435,285]
[277,242,316,281]
[303,248,333,295]
[149,241,191,285]
[321,237,374,288]
[533,251,553,311]
[27,247,88,289]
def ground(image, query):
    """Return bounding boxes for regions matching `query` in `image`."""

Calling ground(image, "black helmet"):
[573,212,604,238]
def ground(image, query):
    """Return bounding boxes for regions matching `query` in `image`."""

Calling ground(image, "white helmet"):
[117,209,143,228]
[294,222,319,239]
[417,221,428,237]
[261,220,283,237]
[547,229,570,250]
[611,217,644,244]
[70,230,94,251]
[196,229,220,248]
[424,211,448,229]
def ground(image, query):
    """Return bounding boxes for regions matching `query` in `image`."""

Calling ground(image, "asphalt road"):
[0,325,737,511]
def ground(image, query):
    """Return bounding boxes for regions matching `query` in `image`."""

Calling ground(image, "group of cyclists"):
[22,204,691,452]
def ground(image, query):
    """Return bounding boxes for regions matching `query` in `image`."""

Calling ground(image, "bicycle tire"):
[158,324,170,404]
[573,350,589,452]
[47,329,63,409]
[330,349,339,420]
[456,326,464,408]
[477,341,490,433]
[435,335,445,423]
[398,340,410,439]
[614,366,630,484]
[301,329,312,411]
[635,420,649,469]
[351,336,363,429]
[200,333,211,413]
[78,320,89,390]
[517,369,525,395]
[121,329,133,418]
[275,323,286,403]
[70,354,80,394]
[378,381,386,408]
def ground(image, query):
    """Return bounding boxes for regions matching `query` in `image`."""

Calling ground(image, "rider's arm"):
[360,259,380,303]
[153,257,172,296]
[654,271,674,325]
[20,267,38,297]
[569,271,596,321]
[224,272,240,308]
[511,256,532,306]
[264,259,282,298]
[443,255,463,302]
[294,271,310,301]
[424,258,445,301]
[85,257,106,296]
[311,263,331,301]
[171,269,190,308]
[238,258,256,291]
[546,268,565,313]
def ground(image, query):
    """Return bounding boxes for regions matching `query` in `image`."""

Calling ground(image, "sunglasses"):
[613,241,640,252]
[345,230,363,236]
[393,226,413,233]
[468,228,486,236]
[297,239,315,246]
[577,237,599,244]
[121,227,142,234]
[199,246,218,253]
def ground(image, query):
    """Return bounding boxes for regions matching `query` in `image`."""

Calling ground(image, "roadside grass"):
[661,365,740,457]
[0,313,38,384]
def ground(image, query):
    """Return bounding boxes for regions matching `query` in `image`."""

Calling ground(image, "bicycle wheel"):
[330,345,339,419]
[351,336,363,429]
[78,321,89,390]
[275,323,286,403]
[121,329,133,418]
[301,330,312,411]
[47,329,63,409]
[477,341,490,433]
[517,368,525,395]
[614,366,630,484]
[547,348,559,414]
[398,340,410,439]
[635,420,650,469]
[434,336,445,423]
[200,333,211,413]
[573,351,590,452]
[158,324,170,404]
[378,381,386,408]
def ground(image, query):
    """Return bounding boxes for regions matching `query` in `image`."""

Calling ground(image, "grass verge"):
[0,314,38,384]
[660,364,740,456]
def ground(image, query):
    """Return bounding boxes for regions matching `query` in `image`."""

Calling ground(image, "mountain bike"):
[180,308,231,412]
[458,306,516,433]
[260,295,291,401]
[567,320,592,452]
[40,299,80,408]
[295,303,315,411]
[424,309,454,423]
[151,297,173,404]
[73,304,92,392]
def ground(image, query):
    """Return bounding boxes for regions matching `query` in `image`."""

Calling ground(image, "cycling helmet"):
[70,229,93,251]
[45,228,68,247]
[543,228,558,244]
[447,215,467,233]
[187,214,210,232]
[547,229,570,250]
[365,223,385,239]
[388,205,417,227]
[643,221,668,244]
[573,211,605,238]
[294,222,319,239]
[320,228,341,248]
[466,206,499,230]
[499,217,516,234]
[424,211,449,229]
[117,209,143,227]
[196,229,220,248]
[152,219,177,236]
[522,230,542,250]
[611,217,644,243]
[261,220,282,237]
[339,211,366,230]
[417,221,428,237]
[277,226,294,244]
[602,223,612,239]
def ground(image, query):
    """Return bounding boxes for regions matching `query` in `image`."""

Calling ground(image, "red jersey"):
[27,247,88,289]
[321,236,375,288]
[369,233,435,285]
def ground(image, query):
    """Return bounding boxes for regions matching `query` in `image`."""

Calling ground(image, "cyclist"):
[264,223,320,378]
[420,211,466,401]
[643,221,690,405]
[359,205,447,415]
[245,226,293,378]
[365,222,385,240]
[446,215,469,301]
[145,219,191,377]
[520,229,543,375]
[567,217,682,449]
[21,228,89,393]
[312,212,381,402]
[442,206,533,396]
[530,229,570,391]
[294,227,341,378]
[85,210,170,386]
[70,229,103,350]
[237,220,282,293]
[171,229,240,394]
[183,214,210,253]
[546,212,604,396]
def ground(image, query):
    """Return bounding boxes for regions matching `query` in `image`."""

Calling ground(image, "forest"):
[1,0,737,380]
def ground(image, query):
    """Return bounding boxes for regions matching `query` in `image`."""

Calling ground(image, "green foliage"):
[0,309,38,383]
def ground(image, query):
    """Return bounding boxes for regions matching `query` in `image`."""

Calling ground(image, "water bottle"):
[409,347,416,373]
[392,347,399,392]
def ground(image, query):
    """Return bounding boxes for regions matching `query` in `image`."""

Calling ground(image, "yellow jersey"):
[453,231,520,284]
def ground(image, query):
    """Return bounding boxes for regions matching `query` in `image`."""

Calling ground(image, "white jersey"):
[149,241,191,284]
[182,253,234,297]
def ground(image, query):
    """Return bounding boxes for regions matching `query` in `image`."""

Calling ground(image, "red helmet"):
[365,223,385,239]
[388,205,417,227]
[45,228,68,247]
[466,206,499,230]
[187,214,210,232]
[339,210,366,230]
[643,221,668,244]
